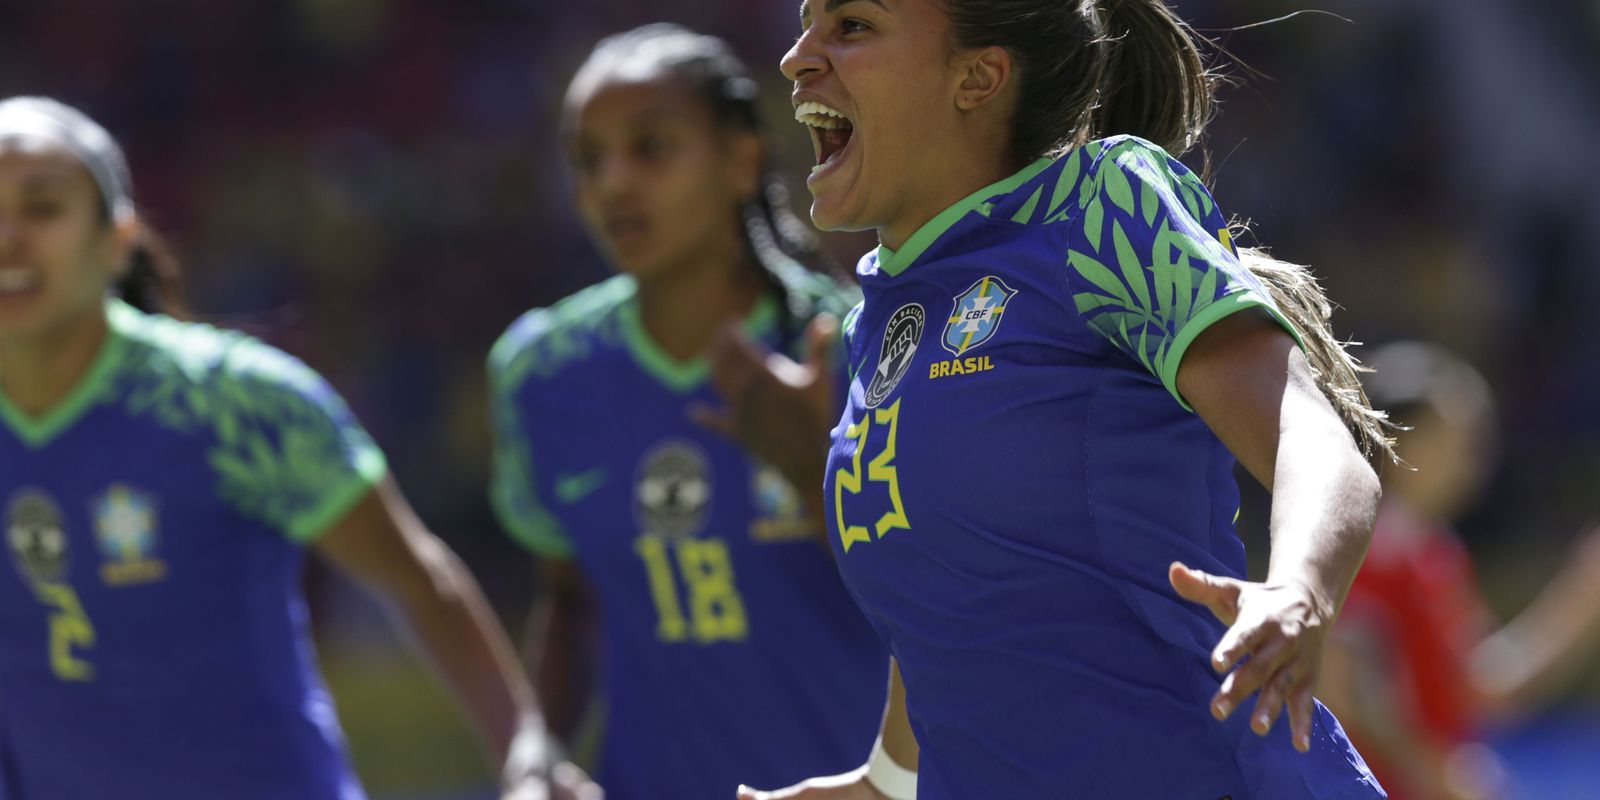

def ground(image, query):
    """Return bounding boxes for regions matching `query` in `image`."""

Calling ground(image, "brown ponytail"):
[113,223,186,318]
[1093,0,1215,161]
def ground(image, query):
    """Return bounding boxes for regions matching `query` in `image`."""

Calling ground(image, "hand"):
[737,766,885,800]
[692,314,840,493]
[1169,562,1335,752]
[501,761,603,800]
[1563,525,1600,599]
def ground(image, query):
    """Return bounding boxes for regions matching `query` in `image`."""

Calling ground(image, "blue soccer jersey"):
[0,300,383,800]
[825,137,1384,799]
[489,266,887,800]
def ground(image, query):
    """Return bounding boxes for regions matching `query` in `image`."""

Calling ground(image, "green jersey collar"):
[618,291,779,394]
[875,157,1053,278]
[0,297,133,449]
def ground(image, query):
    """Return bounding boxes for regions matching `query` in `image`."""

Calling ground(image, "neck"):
[879,137,1020,251]
[635,242,764,363]
[0,301,113,417]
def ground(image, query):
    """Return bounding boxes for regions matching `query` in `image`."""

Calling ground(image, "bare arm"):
[738,657,912,800]
[1470,528,1600,721]
[314,477,551,790]
[527,557,599,743]
[880,658,918,773]
[1169,311,1381,751]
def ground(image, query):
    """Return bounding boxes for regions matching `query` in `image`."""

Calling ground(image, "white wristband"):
[865,736,917,800]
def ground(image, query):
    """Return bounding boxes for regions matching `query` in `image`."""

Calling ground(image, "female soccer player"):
[487,24,885,800]
[0,96,593,800]
[731,1,1395,798]
[1320,342,1600,800]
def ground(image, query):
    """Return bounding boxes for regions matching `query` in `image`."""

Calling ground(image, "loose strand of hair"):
[1233,239,1399,463]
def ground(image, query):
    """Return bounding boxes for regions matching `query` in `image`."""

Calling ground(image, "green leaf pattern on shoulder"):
[113,313,384,542]
[1066,138,1272,400]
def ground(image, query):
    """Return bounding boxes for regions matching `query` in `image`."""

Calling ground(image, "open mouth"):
[794,101,855,176]
[0,267,40,296]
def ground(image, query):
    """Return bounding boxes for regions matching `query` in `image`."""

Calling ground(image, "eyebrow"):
[561,106,692,146]
[799,0,887,24]
[20,174,73,191]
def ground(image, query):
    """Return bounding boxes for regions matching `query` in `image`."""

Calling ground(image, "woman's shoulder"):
[488,274,636,392]
[109,299,352,422]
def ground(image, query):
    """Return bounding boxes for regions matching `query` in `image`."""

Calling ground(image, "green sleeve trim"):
[617,292,778,394]
[1159,289,1305,412]
[876,157,1053,277]
[284,447,388,543]
[487,343,574,557]
[492,484,575,557]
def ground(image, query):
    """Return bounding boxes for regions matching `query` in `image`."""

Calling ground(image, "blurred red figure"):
[1322,342,1600,800]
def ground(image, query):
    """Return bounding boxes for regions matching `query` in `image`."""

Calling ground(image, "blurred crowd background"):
[3,0,1598,797]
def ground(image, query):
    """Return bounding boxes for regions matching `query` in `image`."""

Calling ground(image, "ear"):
[104,214,139,280]
[954,46,1012,112]
[725,129,765,201]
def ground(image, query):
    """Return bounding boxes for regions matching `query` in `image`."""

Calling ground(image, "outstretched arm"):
[316,477,599,799]
[1170,311,1381,752]
[1470,526,1600,720]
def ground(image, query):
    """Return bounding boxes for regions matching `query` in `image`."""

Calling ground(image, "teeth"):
[794,101,852,130]
[0,268,37,293]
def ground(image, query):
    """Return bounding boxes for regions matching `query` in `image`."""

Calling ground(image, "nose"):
[590,153,635,202]
[780,27,827,83]
[0,215,17,258]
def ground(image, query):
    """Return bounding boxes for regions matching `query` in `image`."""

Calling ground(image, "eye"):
[22,199,62,220]
[637,133,671,160]
[840,17,871,34]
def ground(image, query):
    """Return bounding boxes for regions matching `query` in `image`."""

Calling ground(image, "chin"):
[807,193,869,234]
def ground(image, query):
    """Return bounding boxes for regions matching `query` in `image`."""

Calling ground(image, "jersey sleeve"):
[208,341,387,543]
[487,314,574,557]
[1065,137,1302,409]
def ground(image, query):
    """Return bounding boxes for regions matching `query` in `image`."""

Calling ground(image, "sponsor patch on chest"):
[864,303,925,408]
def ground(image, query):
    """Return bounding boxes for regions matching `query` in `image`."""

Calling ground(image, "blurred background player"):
[486,24,885,800]
[0,96,595,800]
[1320,342,1600,800]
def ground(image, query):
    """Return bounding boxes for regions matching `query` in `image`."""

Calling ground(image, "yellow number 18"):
[634,535,748,644]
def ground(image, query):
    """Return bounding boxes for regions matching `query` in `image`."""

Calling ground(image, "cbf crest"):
[93,483,167,586]
[942,276,1016,356]
[748,465,815,543]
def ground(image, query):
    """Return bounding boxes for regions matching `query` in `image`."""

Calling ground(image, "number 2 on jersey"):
[34,581,96,681]
[834,398,911,553]
[634,535,748,644]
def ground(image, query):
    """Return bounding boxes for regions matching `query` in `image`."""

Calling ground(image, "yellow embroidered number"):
[834,398,911,552]
[34,581,95,682]
[634,535,748,644]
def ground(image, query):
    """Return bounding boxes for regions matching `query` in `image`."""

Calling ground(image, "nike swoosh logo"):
[553,468,608,504]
